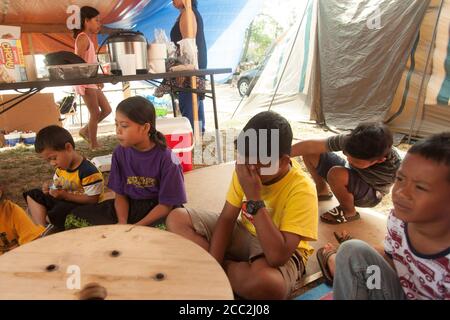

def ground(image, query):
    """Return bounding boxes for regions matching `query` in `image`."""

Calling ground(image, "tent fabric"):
[237,0,449,138]
[4,0,261,80]
[426,0,450,106]
[1,0,151,55]
[235,0,316,120]
[105,0,262,80]
[386,0,450,137]
[318,0,429,129]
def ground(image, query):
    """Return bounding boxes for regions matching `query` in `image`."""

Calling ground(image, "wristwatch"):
[244,200,266,216]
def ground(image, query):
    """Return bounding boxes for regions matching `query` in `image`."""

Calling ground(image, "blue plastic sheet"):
[102,0,262,81]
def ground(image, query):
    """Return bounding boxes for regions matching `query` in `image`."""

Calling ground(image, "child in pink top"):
[73,6,111,149]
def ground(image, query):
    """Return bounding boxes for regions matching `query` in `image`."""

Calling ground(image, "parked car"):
[237,66,262,97]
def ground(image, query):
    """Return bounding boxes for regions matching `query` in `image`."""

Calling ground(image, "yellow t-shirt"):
[226,159,318,263]
[0,200,45,255]
[54,158,104,200]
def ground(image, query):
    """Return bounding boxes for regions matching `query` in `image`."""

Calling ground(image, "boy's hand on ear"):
[235,164,262,201]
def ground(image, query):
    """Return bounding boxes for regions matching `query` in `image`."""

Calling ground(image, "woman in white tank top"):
[73,6,111,150]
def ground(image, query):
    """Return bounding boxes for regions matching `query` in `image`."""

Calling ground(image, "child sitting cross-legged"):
[166,111,318,300]
[23,126,104,231]
[65,96,187,229]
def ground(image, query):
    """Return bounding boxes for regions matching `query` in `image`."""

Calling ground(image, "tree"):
[241,14,282,66]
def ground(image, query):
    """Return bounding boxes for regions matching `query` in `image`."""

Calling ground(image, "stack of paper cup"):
[118,54,136,76]
[148,43,167,73]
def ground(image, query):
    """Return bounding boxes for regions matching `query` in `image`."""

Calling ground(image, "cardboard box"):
[91,154,112,172]
[0,93,61,132]
[0,39,27,82]
[0,25,21,40]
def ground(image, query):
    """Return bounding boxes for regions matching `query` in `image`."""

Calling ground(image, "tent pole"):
[268,0,310,111]
[407,0,444,143]
[184,0,201,145]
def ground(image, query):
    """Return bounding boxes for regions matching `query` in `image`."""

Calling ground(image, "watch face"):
[247,202,255,214]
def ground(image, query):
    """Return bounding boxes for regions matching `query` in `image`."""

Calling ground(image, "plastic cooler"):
[4,132,21,147]
[21,132,36,145]
[156,117,194,172]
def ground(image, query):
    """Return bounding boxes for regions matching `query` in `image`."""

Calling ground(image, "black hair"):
[73,6,100,39]
[408,132,450,182]
[35,125,75,153]
[116,96,167,149]
[344,122,393,160]
[236,111,293,161]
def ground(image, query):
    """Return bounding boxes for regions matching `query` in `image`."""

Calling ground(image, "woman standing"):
[170,0,207,133]
[73,6,112,149]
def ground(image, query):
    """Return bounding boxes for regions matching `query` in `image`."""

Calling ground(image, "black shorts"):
[65,198,164,230]
[316,153,382,207]
[23,189,82,229]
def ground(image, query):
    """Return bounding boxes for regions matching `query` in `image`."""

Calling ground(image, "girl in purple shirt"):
[65,96,187,229]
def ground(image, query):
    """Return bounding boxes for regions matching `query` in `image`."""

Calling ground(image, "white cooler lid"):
[156,117,192,135]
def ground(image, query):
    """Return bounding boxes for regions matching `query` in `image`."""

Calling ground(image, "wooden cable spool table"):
[0,225,233,300]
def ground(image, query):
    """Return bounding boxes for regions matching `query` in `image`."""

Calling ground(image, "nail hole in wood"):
[46,264,57,272]
[110,250,120,257]
[154,273,165,281]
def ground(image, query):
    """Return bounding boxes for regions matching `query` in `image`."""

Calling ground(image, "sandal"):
[320,207,360,224]
[316,247,336,286]
[79,130,90,144]
[333,231,353,244]
[318,192,333,201]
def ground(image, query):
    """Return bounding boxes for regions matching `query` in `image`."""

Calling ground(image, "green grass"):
[0,135,118,208]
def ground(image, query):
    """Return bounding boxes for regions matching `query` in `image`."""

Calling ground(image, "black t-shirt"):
[327,134,401,194]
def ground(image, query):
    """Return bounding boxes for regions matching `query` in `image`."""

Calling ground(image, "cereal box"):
[0,39,27,82]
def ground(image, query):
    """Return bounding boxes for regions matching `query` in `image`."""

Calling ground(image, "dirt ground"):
[0,119,411,214]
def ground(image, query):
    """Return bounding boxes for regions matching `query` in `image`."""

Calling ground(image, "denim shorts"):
[316,152,382,207]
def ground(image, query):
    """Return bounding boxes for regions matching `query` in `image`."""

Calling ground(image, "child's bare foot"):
[90,142,102,150]
[333,230,353,244]
[317,242,338,285]
[323,243,337,276]
[79,127,90,143]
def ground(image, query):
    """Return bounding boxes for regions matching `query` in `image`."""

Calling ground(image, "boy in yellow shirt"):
[167,111,318,299]
[23,126,104,231]
[0,187,44,255]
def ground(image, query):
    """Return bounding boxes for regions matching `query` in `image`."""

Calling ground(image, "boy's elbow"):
[266,253,289,268]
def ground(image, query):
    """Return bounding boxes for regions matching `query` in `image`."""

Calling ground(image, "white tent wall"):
[234,0,317,121]
[235,0,449,138]
[385,0,450,138]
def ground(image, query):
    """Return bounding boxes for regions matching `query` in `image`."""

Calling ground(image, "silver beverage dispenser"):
[106,31,148,75]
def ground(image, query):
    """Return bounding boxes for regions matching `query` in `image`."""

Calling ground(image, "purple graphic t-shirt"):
[108,145,187,206]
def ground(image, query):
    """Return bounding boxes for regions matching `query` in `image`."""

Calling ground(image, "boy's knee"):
[327,166,349,183]
[166,208,191,233]
[336,239,373,265]
[91,110,101,119]
[247,269,288,300]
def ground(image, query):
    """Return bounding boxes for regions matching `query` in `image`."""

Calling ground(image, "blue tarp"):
[104,0,262,81]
